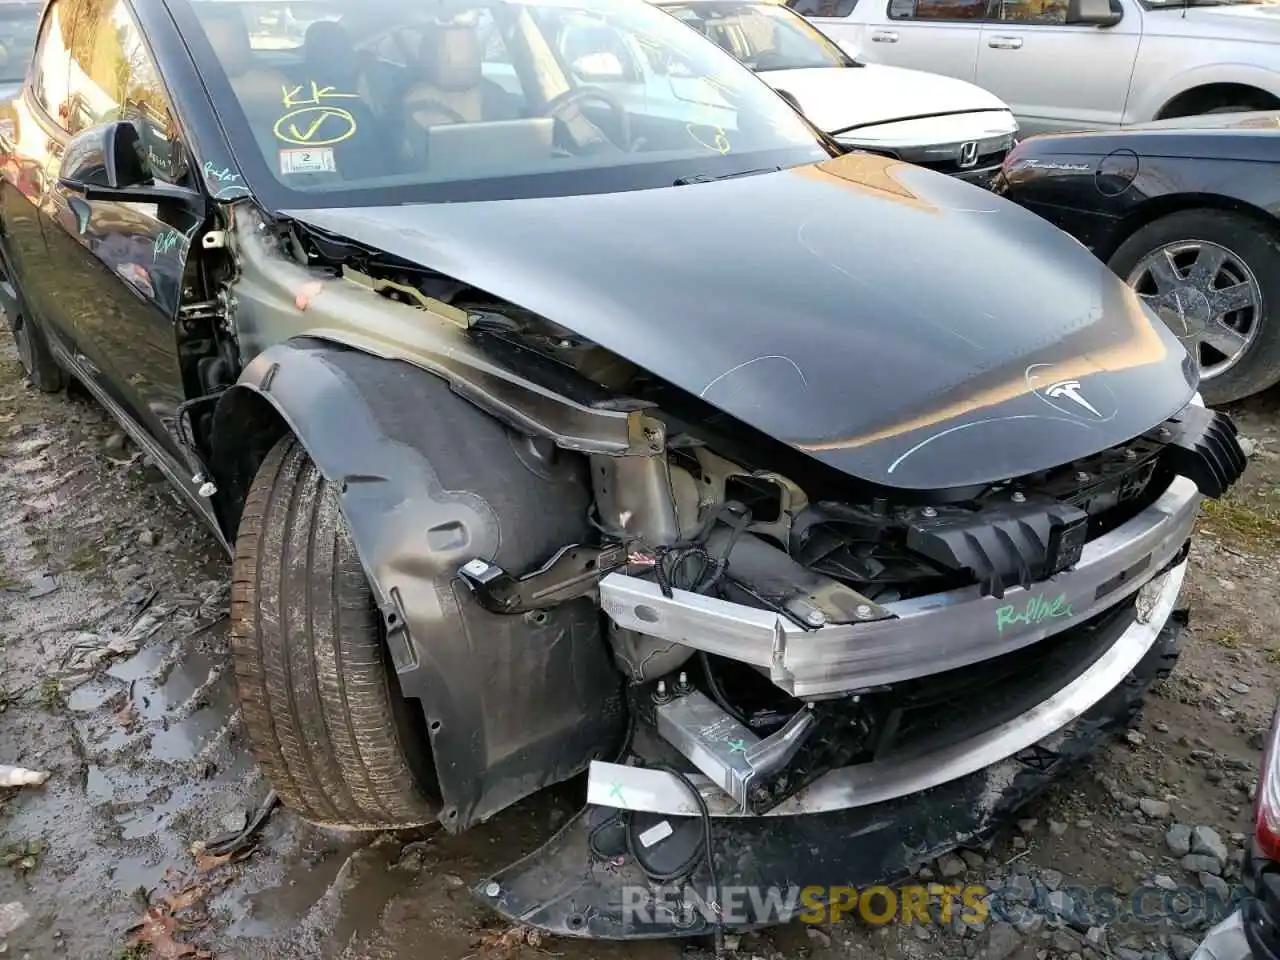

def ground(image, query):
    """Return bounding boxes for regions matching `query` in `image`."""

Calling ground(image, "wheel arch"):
[207,385,291,540]
[209,336,623,831]
[1151,80,1280,122]
[1094,192,1279,265]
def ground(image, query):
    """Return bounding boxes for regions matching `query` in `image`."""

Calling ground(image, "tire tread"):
[230,436,435,829]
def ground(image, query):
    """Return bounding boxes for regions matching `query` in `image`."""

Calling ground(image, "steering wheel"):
[540,86,632,152]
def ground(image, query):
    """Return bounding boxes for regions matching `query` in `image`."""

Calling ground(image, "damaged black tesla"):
[0,0,1248,942]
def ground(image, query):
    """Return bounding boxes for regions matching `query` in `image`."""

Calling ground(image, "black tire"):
[1203,103,1270,115]
[1108,209,1280,405]
[7,310,64,393]
[1111,607,1187,738]
[230,434,438,829]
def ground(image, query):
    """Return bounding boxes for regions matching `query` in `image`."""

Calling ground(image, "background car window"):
[990,0,1118,21]
[59,0,187,182]
[663,3,847,71]
[992,0,1066,22]
[30,1,72,126]
[558,21,642,81]
[786,0,858,16]
[889,0,987,18]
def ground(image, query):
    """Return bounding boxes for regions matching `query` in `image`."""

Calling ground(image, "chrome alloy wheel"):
[1127,239,1263,381]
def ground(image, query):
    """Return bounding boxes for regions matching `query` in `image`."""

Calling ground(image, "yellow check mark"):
[288,110,337,143]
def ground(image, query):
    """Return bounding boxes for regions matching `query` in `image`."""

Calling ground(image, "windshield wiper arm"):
[674,166,782,186]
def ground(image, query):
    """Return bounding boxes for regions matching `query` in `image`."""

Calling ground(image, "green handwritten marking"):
[608,782,626,803]
[152,231,179,260]
[995,592,1074,633]
[726,738,747,754]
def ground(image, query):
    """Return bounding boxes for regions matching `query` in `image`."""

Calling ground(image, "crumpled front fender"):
[212,338,623,830]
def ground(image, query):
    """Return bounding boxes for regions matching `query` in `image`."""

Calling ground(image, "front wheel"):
[1109,209,1280,405]
[7,311,64,393]
[230,435,438,829]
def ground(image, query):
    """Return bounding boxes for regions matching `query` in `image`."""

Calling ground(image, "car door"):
[859,0,986,81]
[975,0,1140,134]
[0,0,72,351]
[38,0,202,467]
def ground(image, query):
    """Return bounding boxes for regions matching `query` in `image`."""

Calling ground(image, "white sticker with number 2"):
[279,148,337,175]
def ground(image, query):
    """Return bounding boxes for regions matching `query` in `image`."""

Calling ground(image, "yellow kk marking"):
[280,81,359,109]
[686,122,731,155]
[273,107,357,146]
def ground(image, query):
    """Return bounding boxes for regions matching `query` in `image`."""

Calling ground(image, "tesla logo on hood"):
[1026,364,1118,423]
[1045,380,1101,417]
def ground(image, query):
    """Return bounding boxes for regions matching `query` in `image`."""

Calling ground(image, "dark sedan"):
[994,113,1280,405]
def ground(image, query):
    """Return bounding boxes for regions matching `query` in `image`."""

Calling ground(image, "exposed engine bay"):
[453,374,1237,816]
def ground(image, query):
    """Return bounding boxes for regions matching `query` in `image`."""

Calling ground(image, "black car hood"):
[283,153,1196,490]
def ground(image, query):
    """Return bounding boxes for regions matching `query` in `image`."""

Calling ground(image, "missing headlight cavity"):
[724,474,783,524]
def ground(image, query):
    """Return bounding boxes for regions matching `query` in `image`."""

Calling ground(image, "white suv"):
[795,0,1280,136]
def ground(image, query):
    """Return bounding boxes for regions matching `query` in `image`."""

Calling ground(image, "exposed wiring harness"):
[586,493,747,952]
[652,500,752,598]
[624,765,725,955]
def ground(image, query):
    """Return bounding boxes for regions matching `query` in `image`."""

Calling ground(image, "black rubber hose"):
[634,763,724,955]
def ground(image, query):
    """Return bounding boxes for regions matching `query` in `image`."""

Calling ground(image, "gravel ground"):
[1,326,1278,960]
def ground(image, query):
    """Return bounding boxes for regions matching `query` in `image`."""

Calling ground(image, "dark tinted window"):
[889,0,986,18]
[787,0,859,17]
[30,1,72,124]
[60,0,186,181]
[991,0,1066,21]
[991,0,1119,21]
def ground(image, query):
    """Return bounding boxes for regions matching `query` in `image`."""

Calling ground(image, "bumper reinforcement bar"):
[599,476,1199,697]
[588,558,1185,818]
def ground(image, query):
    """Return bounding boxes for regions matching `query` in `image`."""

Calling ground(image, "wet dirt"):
[1,322,1278,960]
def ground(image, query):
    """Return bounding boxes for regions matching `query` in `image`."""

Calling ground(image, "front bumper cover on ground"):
[475,561,1188,939]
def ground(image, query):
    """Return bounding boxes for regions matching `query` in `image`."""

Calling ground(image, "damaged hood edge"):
[281,153,1197,490]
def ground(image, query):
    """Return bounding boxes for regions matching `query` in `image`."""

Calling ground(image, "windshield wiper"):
[673,166,782,185]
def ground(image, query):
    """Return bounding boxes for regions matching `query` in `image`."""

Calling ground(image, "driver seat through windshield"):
[400,22,517,143]
[202,13,294,153]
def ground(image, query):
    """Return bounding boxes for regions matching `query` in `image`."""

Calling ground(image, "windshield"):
[171,0,830,207]
[659,1,854,71]
[0,3,41,85]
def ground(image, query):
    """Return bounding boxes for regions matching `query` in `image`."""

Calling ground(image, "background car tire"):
[8,312,64,393]
[230,435,438,830]
[1108,209,1280,405]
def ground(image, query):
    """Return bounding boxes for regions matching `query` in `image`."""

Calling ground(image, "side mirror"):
[836,38,860,57]
[1066,0,1122,26]
[57,120,201,206]
[569,51,628,82]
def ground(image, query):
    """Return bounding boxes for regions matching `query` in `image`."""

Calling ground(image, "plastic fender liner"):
[213,337,624,831]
